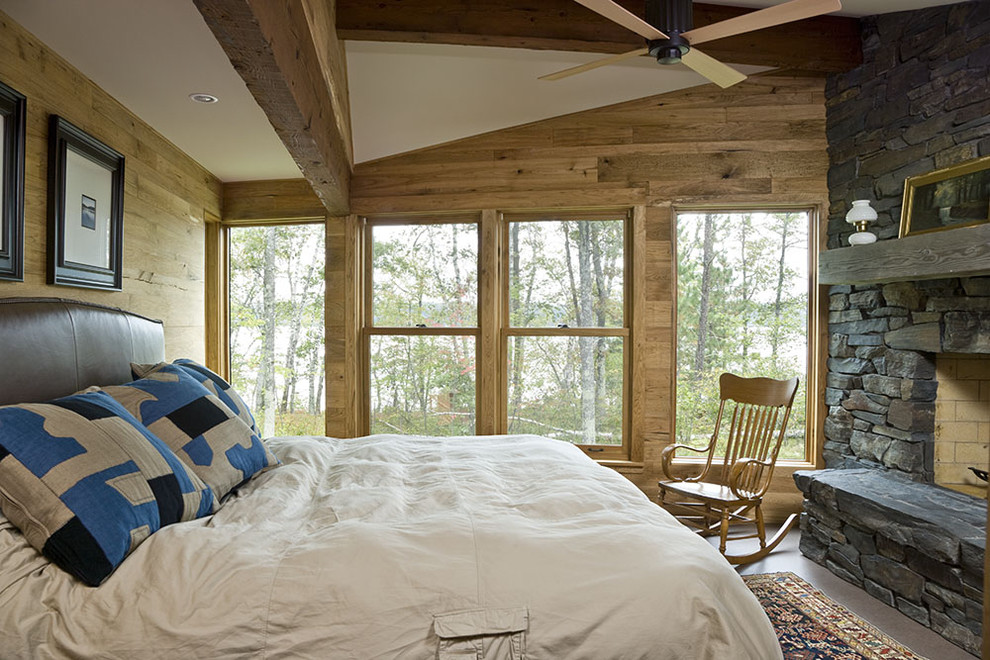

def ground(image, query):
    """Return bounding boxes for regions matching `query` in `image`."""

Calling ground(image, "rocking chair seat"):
[658,479,758,505]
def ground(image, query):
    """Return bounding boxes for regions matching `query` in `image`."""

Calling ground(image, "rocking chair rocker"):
[659,373,800,565]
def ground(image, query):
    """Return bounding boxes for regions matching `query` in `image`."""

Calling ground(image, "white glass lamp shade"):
[845,199,878,245]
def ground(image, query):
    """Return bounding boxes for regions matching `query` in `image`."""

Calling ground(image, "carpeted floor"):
[745,572,929,660]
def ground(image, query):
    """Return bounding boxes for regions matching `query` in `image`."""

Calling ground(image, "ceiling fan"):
[541,0,843,88]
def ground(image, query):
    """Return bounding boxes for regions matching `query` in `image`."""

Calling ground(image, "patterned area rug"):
[744,572,929,660]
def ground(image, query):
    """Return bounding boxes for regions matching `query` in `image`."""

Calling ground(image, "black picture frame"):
[0,79,26,281]
[48,115,125,290]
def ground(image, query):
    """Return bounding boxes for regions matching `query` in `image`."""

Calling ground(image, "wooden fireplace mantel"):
[819,223,990,286]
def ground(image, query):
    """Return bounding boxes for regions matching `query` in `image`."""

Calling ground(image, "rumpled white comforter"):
[0,434,782,659]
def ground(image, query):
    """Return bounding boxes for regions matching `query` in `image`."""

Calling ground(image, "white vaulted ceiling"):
[0,0,966,177]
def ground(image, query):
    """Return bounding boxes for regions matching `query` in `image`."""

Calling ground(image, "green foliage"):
[370,217,627,444]
[229,224,326,437]
[676,212,809,460]
[372,223,478,327]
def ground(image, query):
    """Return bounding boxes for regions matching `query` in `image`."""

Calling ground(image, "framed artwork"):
[900,155,990,237]
[48,115,125,290]
[0,79,26,281]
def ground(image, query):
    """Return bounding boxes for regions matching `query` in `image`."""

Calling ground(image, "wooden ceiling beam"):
[336,0,862,73]
[194,0,352,215]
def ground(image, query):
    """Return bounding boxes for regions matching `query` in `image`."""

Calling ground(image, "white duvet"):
[0,434,782,659]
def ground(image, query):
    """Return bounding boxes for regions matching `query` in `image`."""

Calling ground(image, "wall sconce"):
[845,199,878,245]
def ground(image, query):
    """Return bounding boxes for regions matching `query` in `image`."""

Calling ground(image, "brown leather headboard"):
[0,298,165,406]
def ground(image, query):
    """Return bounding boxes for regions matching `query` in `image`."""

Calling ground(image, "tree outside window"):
[676,210,812,461]
[228,223,326,437]
[364,211,630,456]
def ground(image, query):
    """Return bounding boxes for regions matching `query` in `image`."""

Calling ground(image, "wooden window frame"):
[363,213,485,436]
[206,215,328,431]
[361,209,635,461]
[671,204,823,468]
[500,210,632,461]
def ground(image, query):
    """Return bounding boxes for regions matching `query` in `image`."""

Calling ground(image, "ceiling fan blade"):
[683,0,842,46]
[572,0,667,40]
[680,48,748,88]
[540,48,649,81]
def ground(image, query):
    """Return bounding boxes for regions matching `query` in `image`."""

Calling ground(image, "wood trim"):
[819,223,990,285]
[204,213,229,378]
[367,327,480,336]
[327,214,365,437]
[630,205,647,463]
[478,209,501,435]
[337,0,862,72]
[812,204,829,469]
[193,0,351,215]
[505,327,629,337]
[223,179,326,222]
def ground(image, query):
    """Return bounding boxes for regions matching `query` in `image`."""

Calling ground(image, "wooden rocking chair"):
[659,373,800,565]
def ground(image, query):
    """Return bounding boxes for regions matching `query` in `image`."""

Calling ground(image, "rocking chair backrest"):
[713,373,800,498]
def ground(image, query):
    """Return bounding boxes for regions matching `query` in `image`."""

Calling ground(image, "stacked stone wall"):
[804,3,990,654]
[825,277,990,478]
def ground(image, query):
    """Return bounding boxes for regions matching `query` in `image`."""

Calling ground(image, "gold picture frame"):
[900,155,990,237]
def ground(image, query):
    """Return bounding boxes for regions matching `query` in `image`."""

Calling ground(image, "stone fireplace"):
[802,273,990,657]
[822,278,990,484]
[798,274,989,656]
[796,2,990,655]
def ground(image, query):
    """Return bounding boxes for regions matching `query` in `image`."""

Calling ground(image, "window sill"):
[598,460,645,471]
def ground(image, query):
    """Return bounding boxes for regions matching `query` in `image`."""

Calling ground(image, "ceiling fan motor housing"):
[647,0,693,64]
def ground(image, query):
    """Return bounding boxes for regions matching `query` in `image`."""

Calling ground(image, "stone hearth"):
[795,469,985,655]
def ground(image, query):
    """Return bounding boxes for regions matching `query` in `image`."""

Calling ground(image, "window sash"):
[672,206,820,465]
[362,210,634,460]
[365,215,481,330]
[501,211,632,458]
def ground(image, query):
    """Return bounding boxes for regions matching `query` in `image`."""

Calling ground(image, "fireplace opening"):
[935,353,990,499]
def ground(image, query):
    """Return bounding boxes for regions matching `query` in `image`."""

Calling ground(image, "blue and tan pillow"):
[102,365,278,501]
[132,359,259,436]
[0,390,214,586]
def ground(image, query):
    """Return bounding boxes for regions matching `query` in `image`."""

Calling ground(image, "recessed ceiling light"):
[189,93,219,104]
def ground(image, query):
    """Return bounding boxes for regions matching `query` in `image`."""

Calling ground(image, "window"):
[675,210,816,461]
[367,218,479,435]
[364,210,631,457]
[228,223,326,437]
[503,213,628,456]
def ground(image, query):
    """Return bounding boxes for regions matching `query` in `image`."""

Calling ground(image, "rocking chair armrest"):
[660,442,713,481]
[727,457,774,499]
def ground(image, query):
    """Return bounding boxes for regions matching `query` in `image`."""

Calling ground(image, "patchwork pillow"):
[132,359,259,436]
[103,365,278,501]
[0,390,214,586]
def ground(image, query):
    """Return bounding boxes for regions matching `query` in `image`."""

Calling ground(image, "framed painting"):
[48,115,125,290]
[900,155,990,237]
[0,79,26,281]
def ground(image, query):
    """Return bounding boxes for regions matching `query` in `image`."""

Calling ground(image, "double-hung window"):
[367,216,480,436]
[365,210,631,458]
[502,211,629,459]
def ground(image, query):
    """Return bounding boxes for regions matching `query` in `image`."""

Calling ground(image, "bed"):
[0,298,782,659]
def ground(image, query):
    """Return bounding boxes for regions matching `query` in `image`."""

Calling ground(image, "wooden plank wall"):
[350,74,830,517]
[0,10,221,360]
